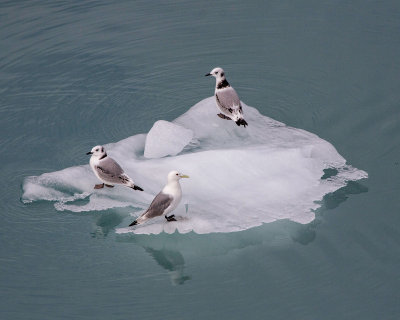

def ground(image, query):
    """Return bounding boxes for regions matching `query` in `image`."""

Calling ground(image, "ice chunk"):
[22,97,368,234]
[144,120,193,158]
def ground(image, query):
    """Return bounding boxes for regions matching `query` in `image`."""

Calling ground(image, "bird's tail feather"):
[129,220,138,226]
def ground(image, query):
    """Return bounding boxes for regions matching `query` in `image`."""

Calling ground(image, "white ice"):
[22,97,368,234]
[144,120,193,158]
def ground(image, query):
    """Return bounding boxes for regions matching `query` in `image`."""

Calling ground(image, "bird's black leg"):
[105,184,114,188]
[94,183,104,189]
[165,215,177,222]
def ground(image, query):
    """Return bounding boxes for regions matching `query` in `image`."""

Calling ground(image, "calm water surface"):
[1,1,400,319]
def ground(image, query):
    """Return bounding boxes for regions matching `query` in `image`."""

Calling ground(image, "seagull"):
[129,170,189,226]
[205,67,248,127]
[86,145,143,191]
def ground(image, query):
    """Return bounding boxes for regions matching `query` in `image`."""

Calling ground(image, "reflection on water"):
[144,247,191,285]
[288,222,317,245]
[91,211,192,284]
[321,181,368,210]
[117,233,192,285]
[290,180,368,245]
[91,211,126,238]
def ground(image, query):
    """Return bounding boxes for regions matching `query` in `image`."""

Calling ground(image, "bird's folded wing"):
[95,158,127,183]
[142,192,173,219]
[216,87,241,114]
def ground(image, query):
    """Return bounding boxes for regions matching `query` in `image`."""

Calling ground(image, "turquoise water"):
[1,1,400,319]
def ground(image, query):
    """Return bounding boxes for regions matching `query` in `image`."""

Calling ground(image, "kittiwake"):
[205,67,248,127]
[86,145,144,191]
[129,170,189,226]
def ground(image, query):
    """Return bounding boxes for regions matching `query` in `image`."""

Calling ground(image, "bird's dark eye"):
[221,72,224,77]
[101,148,104,152]
[176,173,179,176]
[96,149,99,151]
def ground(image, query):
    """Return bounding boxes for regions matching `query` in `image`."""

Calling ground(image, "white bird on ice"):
[205,67,248,127]
[129,170,189,226]
[86,145,143,191]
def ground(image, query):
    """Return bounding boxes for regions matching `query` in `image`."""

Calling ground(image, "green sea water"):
[1,1,400,319]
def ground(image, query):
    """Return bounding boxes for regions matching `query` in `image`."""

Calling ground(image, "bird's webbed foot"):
[165,215,177,222]
[94,183,105,189]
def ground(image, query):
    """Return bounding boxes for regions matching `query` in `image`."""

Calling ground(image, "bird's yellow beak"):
[180,174,189,178]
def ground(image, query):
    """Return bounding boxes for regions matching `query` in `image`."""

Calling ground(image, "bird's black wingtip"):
[129,220,138,226]
[132,185,144,191]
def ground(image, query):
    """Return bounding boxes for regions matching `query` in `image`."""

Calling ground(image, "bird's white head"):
[86,145,107,158]
[167,170,189,183]
[205,67,226,82]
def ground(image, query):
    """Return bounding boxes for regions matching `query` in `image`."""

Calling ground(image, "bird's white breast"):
[162,181,182,211]
[89,157,102,180]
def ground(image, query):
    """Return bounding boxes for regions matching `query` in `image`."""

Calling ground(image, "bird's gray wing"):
[142,192,173,219]
[215,87,241,115]
[95,157,129,184]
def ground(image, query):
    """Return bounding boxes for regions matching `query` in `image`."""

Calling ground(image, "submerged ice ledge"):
[22,97,368,234]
